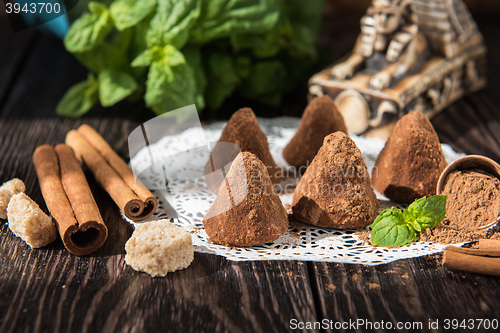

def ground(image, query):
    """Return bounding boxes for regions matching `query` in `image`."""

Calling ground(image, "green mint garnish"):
[370,195,447,247]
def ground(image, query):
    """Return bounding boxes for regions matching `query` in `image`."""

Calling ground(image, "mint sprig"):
[370,195,447,247]
[58,0,325,118]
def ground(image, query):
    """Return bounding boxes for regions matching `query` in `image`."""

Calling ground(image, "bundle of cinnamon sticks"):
[443,239,500,276]
[66,125,158,221]
[33,144,108,255]
[33,125,158,255]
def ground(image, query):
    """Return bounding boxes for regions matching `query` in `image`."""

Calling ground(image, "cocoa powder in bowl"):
[421,169,500,243]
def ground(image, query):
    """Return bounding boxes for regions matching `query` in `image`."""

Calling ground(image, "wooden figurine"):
[309,0,487,137]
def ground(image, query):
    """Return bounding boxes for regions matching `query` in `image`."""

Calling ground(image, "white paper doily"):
[128,117,464,265]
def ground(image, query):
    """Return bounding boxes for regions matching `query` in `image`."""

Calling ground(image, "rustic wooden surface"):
[1,13,500,333]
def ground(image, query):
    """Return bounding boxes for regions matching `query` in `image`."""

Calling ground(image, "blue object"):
[15,0,69,38]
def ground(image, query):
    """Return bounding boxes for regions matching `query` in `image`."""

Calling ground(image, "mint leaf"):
[162,45,185,66]
[370,207,417,247]
[128,11,155,60]
[144,47,197,114]
[74,43,129,74]
[60,0,325,117]
[56,75,99,118]
[64,2,114,53]
[237,60,286,107]
[131,46,163,67]
[98,70,138,107]
[235,56,252,79]
[407,219,422,232]
[370,195,448,247]
[132,45,184,68]
[146,0,200,49]
[183,45,206,110]
[110,0,157,31]
[114,27,133,53]
[190,0,281,43]
[205,52,240,110]
[404,195,447,229]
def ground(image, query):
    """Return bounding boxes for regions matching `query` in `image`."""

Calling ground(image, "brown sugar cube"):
[283,95,347,170]
[203,152,289,247]
[371,112,447,203]
[292,132,379,229]
[125,219,194,277]
[7,193,58,248]
[0,178,26,219]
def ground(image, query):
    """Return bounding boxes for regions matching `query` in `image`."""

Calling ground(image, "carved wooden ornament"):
[309,0,487,138]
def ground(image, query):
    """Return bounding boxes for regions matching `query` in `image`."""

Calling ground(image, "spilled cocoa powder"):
[420,169,500,244]
[356,230,371,245]
[325,283,336,292]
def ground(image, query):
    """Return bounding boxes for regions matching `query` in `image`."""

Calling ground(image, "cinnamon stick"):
[33,145,108,255]
[442,249,500,276]
[444,245,500,257]
[478,239,500,251]
[77,124,157,212]
[66,129,155,221]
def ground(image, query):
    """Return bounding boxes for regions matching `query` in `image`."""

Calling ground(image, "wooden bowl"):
[436,155,500,194]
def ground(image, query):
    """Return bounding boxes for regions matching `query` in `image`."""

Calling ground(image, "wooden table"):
[1,13,500,333]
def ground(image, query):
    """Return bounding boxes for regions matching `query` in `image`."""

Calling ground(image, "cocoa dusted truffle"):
[205,108,280,193]
[203,152,288,247]
[372,112,447,203]
[292,132,379,229]
[283,95,347,170]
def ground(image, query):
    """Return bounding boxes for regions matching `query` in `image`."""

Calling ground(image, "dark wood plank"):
[0,234,318,333]
[310,255,500,333]
[0,34,319,333]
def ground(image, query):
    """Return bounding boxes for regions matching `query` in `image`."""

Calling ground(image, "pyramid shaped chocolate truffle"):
[372,112,448,203]
[203,152,288,247]
[283,95,347,169]
[205,108,280,192]
[292,132,379,229]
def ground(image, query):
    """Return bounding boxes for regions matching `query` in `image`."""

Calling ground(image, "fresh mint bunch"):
[57,0,325,117]
[370,195,447,247]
